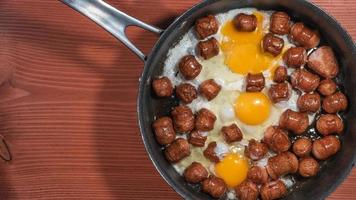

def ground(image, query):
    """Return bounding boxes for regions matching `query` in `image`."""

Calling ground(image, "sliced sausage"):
[204,142,220,163]
[298,157,320,177]
[292,138,312,157]
[290,22,320,49]
[316,114,344,136]
[199,79,222,101]
[279,109,309,135]
[247,166,269,185]
[268,83,291,103]
[283,47,307,68]
[262,33,284,57]
[178,55,202,80]
[195,15,219,39]
[246,73,265,92]
[152,117,176,145]
[322,92,348,114]
[221,123,243,143]
[235,180,259,200]
[176,83,197,104]
[260,180,287,200]
[263,126,291,153]
[188,130,207,147]
[195,108,217,131]
[245,139,268,161]
[266,152,299,180]
[234,13,257,32]
[152,76,173,97]
[171,105,195,133]
[290,69,320,93]
[318,79,337,96]
[297,93,321,113]
[202,175,227,198]
[312,135,341,160]
[197,37,219,59]
[273,66,288,83]
[308,46,339,79]
[183,162,209,183]
[270,11,290,35]
[164,138,190,163]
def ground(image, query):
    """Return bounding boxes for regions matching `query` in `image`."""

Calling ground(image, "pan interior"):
[138,0,356,199]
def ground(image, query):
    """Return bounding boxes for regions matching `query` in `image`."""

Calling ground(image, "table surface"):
[0,0,355,199]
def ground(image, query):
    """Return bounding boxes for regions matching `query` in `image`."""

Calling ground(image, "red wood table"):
[0,0,355,199]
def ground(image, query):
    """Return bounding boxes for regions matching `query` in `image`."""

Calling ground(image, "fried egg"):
[164,8,308,194]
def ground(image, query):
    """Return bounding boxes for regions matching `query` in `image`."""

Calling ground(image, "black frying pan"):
[61,0,356,199]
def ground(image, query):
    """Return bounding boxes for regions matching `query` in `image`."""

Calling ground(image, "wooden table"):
[0,0,354,199]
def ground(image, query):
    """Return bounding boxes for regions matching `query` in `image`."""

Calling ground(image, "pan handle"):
[60,0,163,61]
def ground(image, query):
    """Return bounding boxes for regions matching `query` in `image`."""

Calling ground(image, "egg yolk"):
[235,92,271,125]
[220,12,281,75]
[215,153,249,187]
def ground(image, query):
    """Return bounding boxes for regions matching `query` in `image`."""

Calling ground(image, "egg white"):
[164,8,313,195]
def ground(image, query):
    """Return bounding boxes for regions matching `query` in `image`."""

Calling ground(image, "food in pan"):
[151,8,347,200]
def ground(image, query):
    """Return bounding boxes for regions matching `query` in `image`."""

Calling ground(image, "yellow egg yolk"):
[235,92,271,125]
[215,153,249,187]
[220,12,282,75]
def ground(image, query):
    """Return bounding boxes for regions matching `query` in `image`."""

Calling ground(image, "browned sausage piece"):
[260,180,287,200]
[188,130,207,147]
[199,79,222,101]
[290,69,320,93]
[197,37,220,60]
[171,105,195,133]
[152,117,176,145]
[322,92,348,114]
[235,180,259,200]
[245,139,268,161]
[246,73,265,92]
[195,108,217,131]
[152,76,173,97]
[316,114,344,136]
[183,162,209,183]
[273,66,288,83]
[268,83,291,103]
[176,83,197,104]
[297,93,321,113]
[164,138,190,163]
[279,109,309,135]
[178,55,202,80]
[270,11,290,35]
[266,152,299,180]
[195,15,219,39]
[318,79,337,96]
[263,126,291,153]
[312,135,341,160]
[293,138,312,157]
[298,157,320,177]
[248,166,269,185]
[290,22,320,49]
[202,175,227,198]
[262,33,284,57]
[308,46,339,79]
[234,13,257,32]
[203,142,220,163]
[221,124,243,143]
[283,47,307,68]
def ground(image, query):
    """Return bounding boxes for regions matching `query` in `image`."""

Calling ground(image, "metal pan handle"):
[60,0,164,61]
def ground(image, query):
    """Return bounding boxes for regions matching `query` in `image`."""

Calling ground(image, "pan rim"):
[137,0,356,199]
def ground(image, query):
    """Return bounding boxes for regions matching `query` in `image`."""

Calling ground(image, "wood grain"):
[0,0,355,199]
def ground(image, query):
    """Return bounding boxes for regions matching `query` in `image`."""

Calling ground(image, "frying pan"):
[61,0,356,199]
